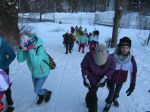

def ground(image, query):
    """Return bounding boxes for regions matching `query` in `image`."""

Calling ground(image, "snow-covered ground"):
[7,13,150,112]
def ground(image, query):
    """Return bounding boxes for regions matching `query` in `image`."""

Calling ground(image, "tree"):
[101,0,109,11]
[111,0,122,48]
[18,0,30,12]
[147,32,150,46]
[0,0,19,46]
[35,0,48,21]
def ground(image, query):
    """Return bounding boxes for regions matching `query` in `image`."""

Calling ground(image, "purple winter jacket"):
[81,52,116,86]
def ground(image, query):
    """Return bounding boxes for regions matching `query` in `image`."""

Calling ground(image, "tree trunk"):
[0,0,19,47]
[111,0,122,48]
[94,0,97,12]
[147,32,150,46]
[39,12,42,21]
[91,0,93,12]
[83,0,86,12]
[39,0,43,22]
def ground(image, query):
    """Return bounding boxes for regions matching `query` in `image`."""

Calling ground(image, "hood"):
[32,36,43,48]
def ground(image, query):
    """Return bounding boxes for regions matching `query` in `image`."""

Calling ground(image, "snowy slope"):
[7,13,150,112]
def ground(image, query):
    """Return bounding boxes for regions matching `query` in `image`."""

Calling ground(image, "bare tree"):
[83,0,86,12]
[0,0,19,46]
[101,0,108,11]
[147,32,150,45]
[111,0,122,48]
[38,0,48,21]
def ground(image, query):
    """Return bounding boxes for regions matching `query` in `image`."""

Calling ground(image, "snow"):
[19,13,95,25]
[6,13,150,112]
[94,11,150,29]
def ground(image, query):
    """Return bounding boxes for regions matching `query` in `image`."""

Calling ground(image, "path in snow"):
[7,23,150,112]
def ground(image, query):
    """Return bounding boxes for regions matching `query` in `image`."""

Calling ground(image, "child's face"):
[120,45,130,55]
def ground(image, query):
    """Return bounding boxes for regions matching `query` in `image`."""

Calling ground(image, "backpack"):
[0,69,10,92]
[36,46,56,70]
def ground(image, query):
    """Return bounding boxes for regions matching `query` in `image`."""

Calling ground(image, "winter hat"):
[82,32,86,36]
[118,37,131,48]
[94,30,99,36]
[94,44,108,66]
[20,34,31,49]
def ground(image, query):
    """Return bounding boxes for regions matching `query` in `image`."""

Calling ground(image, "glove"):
[24,40,34,50]
[19,44,27,51]
[83,75,91,88]
[97,76,107,87]
[126,85,135,96]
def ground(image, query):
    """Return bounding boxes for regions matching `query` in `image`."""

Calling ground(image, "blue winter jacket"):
[0,37,16,70]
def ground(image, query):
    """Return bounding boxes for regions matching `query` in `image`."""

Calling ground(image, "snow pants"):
[106,81,123,104]
[85,85,98,112]
[3,68,13,106]
[65,43,72,53]
[79,44,85,53]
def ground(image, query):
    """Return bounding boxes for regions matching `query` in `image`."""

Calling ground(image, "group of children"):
[63,26,100,54]
[81,37,137,112]
[62,26,138,112]
[0,28,138,112]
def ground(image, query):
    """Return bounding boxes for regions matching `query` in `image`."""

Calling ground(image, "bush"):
[105,37,112,48]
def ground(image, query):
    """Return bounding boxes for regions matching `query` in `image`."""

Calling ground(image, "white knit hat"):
[94,44,108,66]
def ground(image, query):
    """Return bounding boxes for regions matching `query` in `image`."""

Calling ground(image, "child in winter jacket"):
[87,33,92,46]
[0,36,16,112]
[91,30,99,46]
[70,27,76,50]
[63,32,74,54]
[78,32,88,53]
[0,69,11,112]
[17,33,52,105]
[81,44,116,112]
[103,37,137,112]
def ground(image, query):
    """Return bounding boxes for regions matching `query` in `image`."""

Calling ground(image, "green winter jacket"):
[17,36,50,78]
[78,36,88,44]
[76,32,80,41]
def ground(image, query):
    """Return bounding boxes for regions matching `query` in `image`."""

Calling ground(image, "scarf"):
[114,48,132,64]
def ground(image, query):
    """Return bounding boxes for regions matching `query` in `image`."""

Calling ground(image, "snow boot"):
[103,103,111,112]
[36,94,45,105]
[44,90,52,103]
[5,105,14,112]
[113,98,119,107]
